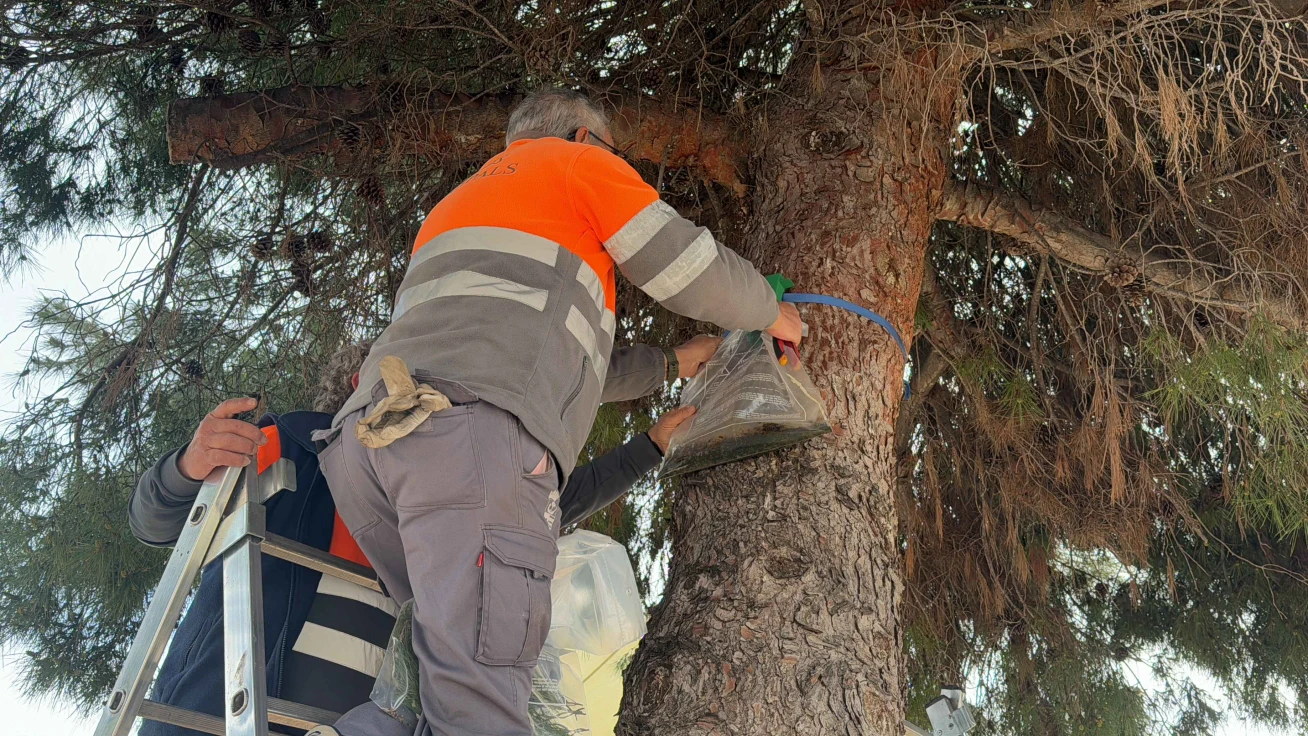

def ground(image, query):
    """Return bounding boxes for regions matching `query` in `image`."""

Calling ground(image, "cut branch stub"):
[166,85,746,191]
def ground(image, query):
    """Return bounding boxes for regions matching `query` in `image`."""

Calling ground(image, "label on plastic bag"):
[660,331,830,478]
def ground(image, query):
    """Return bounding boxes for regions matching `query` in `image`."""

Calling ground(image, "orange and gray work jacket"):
[334,136,779,476]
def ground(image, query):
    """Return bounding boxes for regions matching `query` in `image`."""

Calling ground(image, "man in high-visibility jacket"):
[318,88,803,736]
[129,341,699,736]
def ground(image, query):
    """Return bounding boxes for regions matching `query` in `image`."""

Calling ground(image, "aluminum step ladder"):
[93,462,382,736]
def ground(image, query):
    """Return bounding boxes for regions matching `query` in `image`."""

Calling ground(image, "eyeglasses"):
[567,128,629,160]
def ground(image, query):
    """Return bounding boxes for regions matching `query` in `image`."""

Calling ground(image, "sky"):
[0,232,150,736]
[0,235,1285,735]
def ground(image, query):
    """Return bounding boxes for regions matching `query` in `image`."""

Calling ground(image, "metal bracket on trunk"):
[906,686,976,736]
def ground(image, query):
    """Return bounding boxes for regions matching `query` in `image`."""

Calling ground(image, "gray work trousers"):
[318,379,561,736]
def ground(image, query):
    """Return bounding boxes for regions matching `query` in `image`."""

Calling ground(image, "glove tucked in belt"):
[354,355,452,449]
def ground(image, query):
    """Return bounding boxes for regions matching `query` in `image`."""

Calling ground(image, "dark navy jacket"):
[131,411,337,736]
[128,410,662,735]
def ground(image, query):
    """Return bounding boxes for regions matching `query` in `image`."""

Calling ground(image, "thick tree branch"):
[972,0,1181,55]
[167,85,746,192]
[935,180,1308,332]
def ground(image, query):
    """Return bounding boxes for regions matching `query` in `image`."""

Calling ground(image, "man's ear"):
[573,127,589,144]
[351,372,360,390]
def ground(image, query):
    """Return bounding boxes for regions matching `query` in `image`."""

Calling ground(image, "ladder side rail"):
[223,467,271,736]
[93,465,246,736]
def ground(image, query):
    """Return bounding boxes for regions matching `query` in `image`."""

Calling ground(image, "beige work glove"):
[354,356,452,449]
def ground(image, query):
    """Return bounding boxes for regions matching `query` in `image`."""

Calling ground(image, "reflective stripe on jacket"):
[335,136,779,475]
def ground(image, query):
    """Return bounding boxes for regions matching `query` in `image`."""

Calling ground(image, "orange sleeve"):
[255,426,281,474]
[329,513,373,568]
[568,147,660,241]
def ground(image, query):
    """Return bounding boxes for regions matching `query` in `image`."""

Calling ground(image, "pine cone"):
[305,230,332,252]
[280,234,308,262]
[338,122,363,151]
[182,359,206,379]
[308,8,329,34]
[1122,279,1147,307]
[290,262,314,295]
[167,45,187,73]
[252,233,276,260]
[248,0,271,18]
[1103,257,1141,288]
[203,10,233,35]
[199,76,225,95]
[357,176,385,208]
[263,32,287,56]
[1,44,29,70]
[238,28,262,55]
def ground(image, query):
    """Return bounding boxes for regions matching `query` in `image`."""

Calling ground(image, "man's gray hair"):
[505,88,610,144]
[313,340,372,414]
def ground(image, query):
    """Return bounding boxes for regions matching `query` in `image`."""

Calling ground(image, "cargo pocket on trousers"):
[475,525,557,667]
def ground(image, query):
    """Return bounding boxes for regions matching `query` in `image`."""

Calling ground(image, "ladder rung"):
[267,697,344,731]
[139,699,223,735]
[139,697,343,734]
[263,532,384,594]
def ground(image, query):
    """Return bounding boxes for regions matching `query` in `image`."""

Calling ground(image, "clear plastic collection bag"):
[546,530,646,656]
[371,531,647,736]
[369,599,420,729]
[660,330,830,478]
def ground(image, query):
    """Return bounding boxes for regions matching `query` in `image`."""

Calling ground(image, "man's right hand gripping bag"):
[660,330,830,478]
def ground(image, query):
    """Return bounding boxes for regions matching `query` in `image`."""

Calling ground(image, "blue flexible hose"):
[781,292,911,398]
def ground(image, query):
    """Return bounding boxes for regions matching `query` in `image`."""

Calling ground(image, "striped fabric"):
[638,230,718,301]
[279,574,399,713]
[409,226,560,271]
[564,305,607,382]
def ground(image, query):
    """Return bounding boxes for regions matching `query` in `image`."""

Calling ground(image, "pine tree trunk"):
[619,27,958,736]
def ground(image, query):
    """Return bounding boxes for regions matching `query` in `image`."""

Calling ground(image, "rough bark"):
[166,86,746,192]
[936,180,1308,331]
[619,30,959,736]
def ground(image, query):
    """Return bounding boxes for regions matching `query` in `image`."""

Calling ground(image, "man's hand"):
[673,335,723,379]
[765,302,804,345]
[177,397,269,481]
[648,406,698,454]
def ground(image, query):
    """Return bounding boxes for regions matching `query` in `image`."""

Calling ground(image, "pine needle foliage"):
[4,1,1308,732]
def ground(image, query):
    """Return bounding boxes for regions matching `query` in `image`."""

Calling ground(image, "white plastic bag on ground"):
[660,330,830,478]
